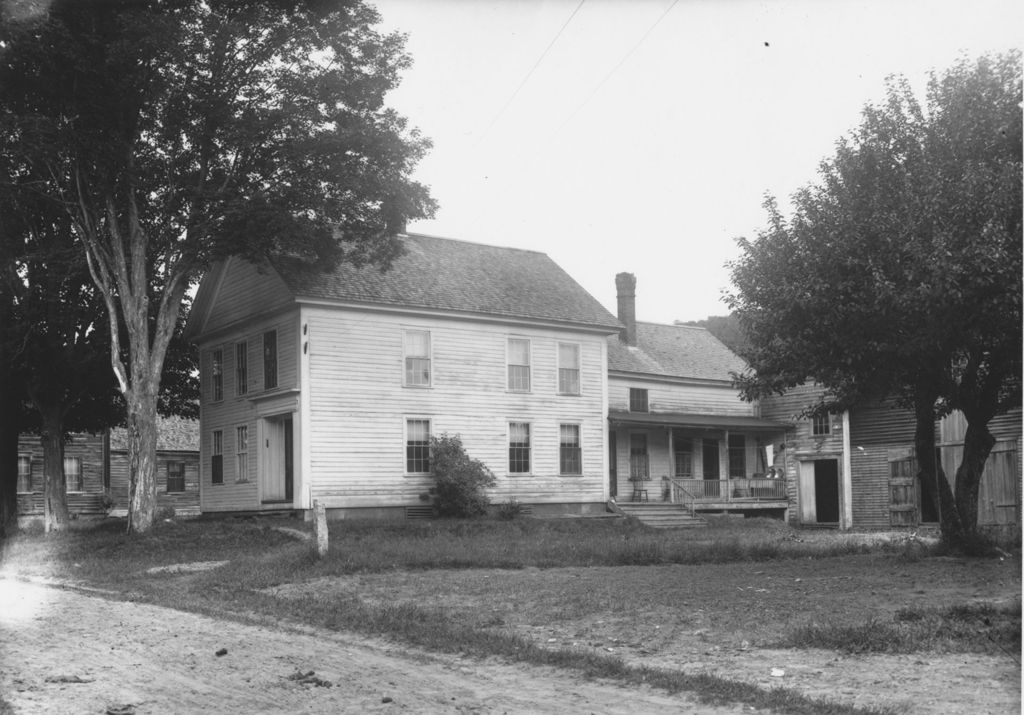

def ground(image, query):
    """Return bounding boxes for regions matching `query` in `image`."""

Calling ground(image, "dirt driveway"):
[0,578,732,714]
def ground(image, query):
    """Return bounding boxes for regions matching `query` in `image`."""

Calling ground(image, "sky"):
[373,0,1021,324]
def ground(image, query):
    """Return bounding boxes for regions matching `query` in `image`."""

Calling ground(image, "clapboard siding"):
[303,306,608,507]
[198,309,299,511]
[202,258,294,334]
[108,451,200,513]
[16,432,106,496]
[850,399,920,445]
[608,376,754,417]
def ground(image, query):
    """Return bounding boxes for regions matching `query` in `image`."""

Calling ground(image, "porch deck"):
[657,477,789,514]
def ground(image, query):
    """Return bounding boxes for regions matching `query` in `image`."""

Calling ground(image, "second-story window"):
[235,341,248,396]
[403,329,431,387]
[812,413,831,436]
[629,388,648,412]
[263,330,277,389]
[507,338,531,392]
[211,349,223,401]
[558,343,580,395]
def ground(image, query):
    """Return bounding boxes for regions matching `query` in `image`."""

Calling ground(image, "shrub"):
[430,434,497,518]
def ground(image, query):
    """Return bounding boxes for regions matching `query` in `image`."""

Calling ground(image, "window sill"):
[403,384,433,389]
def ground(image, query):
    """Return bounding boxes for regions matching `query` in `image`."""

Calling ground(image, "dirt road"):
[0,578,731,714]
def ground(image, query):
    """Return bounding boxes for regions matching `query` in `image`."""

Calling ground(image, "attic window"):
[629,388,648,413]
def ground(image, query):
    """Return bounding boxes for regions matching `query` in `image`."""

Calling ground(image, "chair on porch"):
[630,484,649,502]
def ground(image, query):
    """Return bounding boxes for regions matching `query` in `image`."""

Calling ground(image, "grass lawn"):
[2,514,1020,715]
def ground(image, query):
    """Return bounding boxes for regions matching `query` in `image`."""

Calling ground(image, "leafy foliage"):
[727,52,1022,541]
[0,0,435,532]
[429,434,497,518]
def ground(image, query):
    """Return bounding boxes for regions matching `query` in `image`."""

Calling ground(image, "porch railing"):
[667,478,700,518]
[670,478,787,502]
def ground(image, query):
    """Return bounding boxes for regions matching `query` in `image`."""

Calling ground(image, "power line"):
[553,0,679,138]
[474,0,587,148]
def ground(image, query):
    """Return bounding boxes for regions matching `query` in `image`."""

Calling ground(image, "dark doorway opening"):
[814,459,840,523]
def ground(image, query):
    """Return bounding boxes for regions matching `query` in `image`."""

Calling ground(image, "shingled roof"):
[607,322,746,382]
[272,233,621,331]
[109,415,199,452]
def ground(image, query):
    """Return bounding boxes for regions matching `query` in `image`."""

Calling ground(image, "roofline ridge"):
[401,231,548,256]
[636,320,709,331]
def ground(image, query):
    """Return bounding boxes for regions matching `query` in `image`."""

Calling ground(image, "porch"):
[610,410,791,515]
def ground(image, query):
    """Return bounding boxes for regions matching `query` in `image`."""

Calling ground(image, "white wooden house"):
[184,233,622,519]
[607,273,790,517]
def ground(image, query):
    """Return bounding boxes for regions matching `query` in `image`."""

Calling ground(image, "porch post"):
[667,428,674,481]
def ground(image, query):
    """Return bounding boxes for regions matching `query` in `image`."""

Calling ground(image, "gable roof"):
[607,322,746,382]
[271,233,621,331]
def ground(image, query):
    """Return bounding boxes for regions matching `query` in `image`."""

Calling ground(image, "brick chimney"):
[615,272,637,346]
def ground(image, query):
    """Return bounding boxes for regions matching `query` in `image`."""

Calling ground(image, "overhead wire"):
[473,0,587,148]
[552,0,679,138]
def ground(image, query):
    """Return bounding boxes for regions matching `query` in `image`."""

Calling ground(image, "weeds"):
[781,600,1022,656]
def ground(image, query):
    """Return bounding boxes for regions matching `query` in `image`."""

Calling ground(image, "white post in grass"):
[313,499,328,558]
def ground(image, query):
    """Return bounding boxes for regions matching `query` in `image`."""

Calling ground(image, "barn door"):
[889,457,918,526]
[977,442,1019,525]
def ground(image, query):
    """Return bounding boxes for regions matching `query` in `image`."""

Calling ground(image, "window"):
[509,422,531,474]
[236,426,249,482]
[673,434,693,478]
[629,433,649,479]
[728,434,746,478]
[403,330,431,387]
[64,457,83,492]
[263,331,278,389]
[211,430,223,484]
[629,388,648,412]
[235,341,248,396]
[558,343,580,395]
[406,419,431,474]
[17,455,32,493]
[167,461,186,493]
[559,424,582,475]
[507,338,531,392]
[812,413,831,436]
[211,349,223,401]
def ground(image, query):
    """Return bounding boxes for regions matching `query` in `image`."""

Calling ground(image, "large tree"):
[727,52,1022,544]
[0,0,435,533]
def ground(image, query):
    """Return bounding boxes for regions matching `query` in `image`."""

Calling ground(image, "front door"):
[702,438,720,497]
[262,415,294,503]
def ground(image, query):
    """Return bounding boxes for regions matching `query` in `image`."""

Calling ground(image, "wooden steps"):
[615,502,707,529]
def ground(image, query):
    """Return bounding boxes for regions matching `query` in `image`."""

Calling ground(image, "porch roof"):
[608,410,790,432]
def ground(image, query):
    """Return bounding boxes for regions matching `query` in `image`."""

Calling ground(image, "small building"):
[16,432,109,517]
[760,386,1021,530]
[108,415,201,516]
[184,233,623,519]
[16,416,200,519]
[607,273,790,517]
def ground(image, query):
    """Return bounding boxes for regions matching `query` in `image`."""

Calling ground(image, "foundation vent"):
[404,505,435,520]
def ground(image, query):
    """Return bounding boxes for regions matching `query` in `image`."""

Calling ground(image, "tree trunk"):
[0,413,19,539]
[952,418,996,538]
[125,388,159,534]
[41,408,69,533]
[0,291,20,538]
[913,396,962,542]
